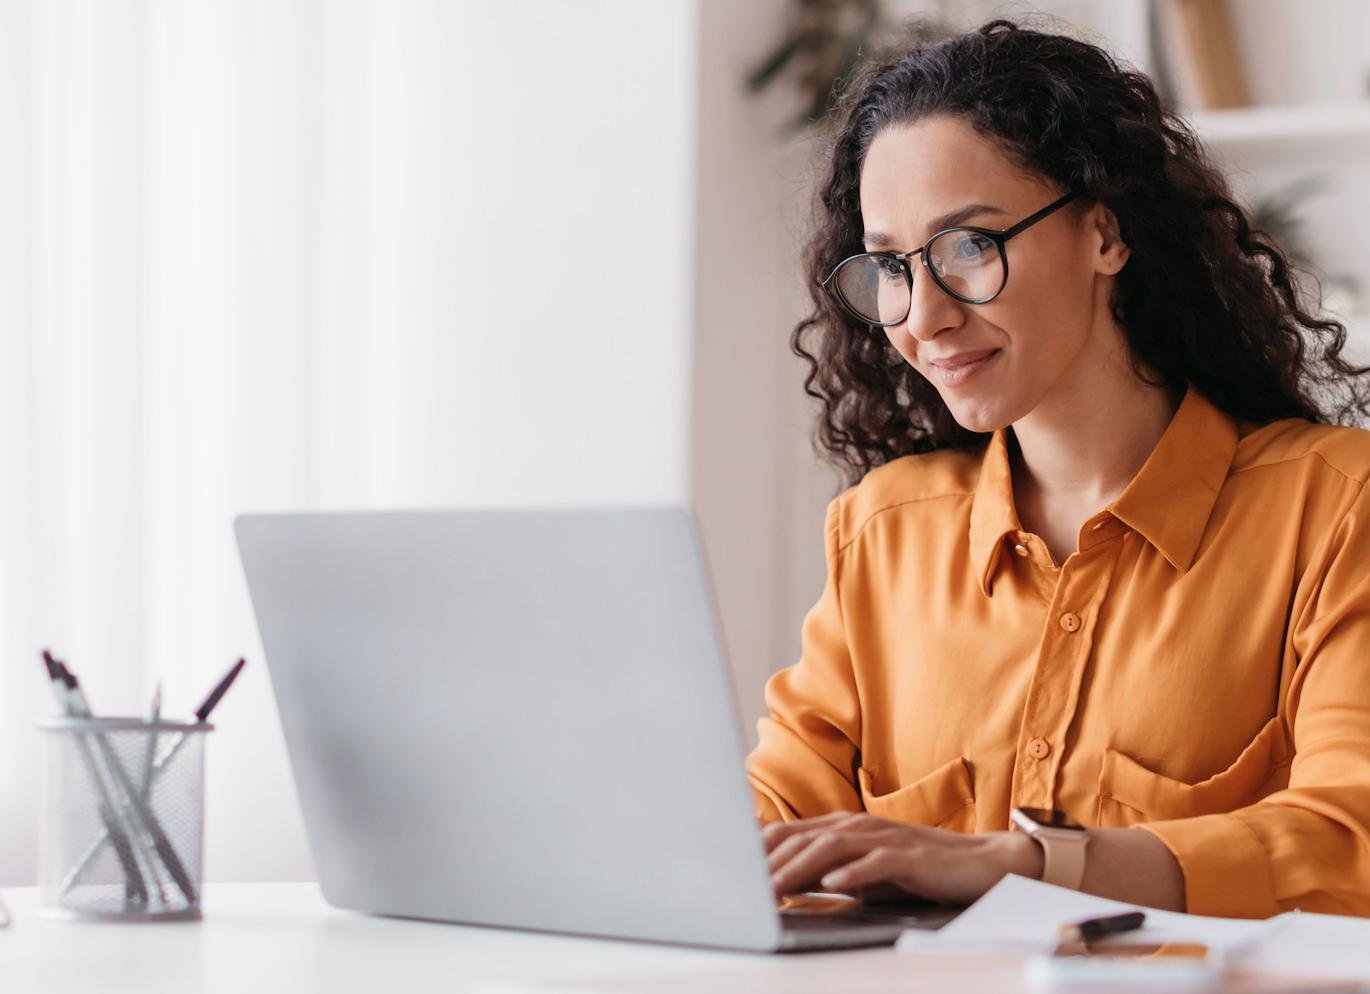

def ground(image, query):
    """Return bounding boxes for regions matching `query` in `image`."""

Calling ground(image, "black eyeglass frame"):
[820,187,1083,324]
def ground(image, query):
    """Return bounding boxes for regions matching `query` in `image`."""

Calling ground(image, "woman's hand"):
[762,810,1044,906]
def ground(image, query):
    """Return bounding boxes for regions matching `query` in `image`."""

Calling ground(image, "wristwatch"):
[1010,806,1089,890]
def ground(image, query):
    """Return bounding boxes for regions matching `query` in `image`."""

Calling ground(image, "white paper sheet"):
[896,874,1370,981]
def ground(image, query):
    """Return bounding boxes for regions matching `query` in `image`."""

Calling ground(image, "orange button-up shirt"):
[746,383,1370,918]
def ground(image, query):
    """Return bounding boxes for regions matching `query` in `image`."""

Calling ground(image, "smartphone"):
[1025,940,1222,988]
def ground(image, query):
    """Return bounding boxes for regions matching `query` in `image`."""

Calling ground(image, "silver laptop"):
[234,507,955,952]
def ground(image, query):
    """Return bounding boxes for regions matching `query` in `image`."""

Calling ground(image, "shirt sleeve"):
[745,495,865,825]
[1140,478,1370,918]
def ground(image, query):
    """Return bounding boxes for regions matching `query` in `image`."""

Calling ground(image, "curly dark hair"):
[794,17,1370,489]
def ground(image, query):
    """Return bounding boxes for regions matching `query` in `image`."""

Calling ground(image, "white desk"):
[0,882,1026,993]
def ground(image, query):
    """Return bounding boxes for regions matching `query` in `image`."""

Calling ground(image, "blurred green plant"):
[1248,176,1324,272]
[747,0,956,131]
[1247,175,1360,313]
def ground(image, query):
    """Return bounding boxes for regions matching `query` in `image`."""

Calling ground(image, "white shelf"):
[1184,101,1370,151]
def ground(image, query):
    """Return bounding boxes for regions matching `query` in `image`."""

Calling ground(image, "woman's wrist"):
[999,825,1185,910]
[997,827,1046,880]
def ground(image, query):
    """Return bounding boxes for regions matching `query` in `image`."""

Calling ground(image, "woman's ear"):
[1090,202,1131,276]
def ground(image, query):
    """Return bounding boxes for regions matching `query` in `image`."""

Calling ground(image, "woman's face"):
[857,115,1121,433]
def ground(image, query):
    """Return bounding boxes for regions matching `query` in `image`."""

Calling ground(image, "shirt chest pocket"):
[856,755,976,832]
[1095,716,1291,827]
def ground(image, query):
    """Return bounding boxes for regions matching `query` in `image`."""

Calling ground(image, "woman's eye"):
[876,257,906,281]
[955,235,993,260]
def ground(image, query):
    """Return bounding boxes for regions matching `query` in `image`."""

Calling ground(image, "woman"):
[747,18,1370,919]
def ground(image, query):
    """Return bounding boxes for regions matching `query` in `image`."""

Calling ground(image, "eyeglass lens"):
[834,228,1007,323]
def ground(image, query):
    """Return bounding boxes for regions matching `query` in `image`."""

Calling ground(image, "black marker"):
[195,657,246,723]
[1058,910,1146,944]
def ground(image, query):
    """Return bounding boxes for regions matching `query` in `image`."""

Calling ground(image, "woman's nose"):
[900,259,965,343]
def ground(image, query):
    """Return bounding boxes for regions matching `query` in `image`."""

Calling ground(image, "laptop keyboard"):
[778,905,955,951]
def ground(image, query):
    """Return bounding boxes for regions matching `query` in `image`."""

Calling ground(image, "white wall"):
[689,0,844,751]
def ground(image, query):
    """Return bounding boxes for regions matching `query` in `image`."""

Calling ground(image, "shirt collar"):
[967,423,1021,597]
[968,383,1239,596]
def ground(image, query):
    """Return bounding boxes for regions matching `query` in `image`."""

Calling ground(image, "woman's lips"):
[930,349,1000,387]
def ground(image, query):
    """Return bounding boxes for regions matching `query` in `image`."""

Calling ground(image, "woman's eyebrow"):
[863,203,1009,248]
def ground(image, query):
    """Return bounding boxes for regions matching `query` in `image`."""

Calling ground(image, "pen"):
[153,657,246,769]
[57,663,197,905]
[1057,910,1146,944]
[42,651,150,906]
[140,683,161,801]
[195,657,245,723]
[60,657,246,896]
[52,655,171,904]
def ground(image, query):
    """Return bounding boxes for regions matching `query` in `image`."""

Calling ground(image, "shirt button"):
[1059,611,1081,633]
[1013,543,1029,557]
[1027,737,1051,760]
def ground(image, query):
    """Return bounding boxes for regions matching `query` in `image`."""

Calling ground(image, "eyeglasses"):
[820,188,1081,325]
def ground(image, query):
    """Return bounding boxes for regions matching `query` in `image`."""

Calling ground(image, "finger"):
[760,810,867,854]
[819,845,924,898]
[769,829,887,897]
[765,815,874,873]
[760,810,852,851]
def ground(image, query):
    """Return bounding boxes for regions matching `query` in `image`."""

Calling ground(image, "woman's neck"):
[1009,337,1182,513]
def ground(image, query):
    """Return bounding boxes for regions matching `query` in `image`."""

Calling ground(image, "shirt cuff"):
[1138,812,1281,918]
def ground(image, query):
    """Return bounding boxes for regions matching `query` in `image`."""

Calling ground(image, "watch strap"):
[1010,807,1089,890]
[1037,829,1088,890]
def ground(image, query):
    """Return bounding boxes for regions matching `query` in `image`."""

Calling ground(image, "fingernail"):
[821,873,842,888]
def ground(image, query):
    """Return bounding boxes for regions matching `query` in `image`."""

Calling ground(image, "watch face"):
[1016,807,1085,831]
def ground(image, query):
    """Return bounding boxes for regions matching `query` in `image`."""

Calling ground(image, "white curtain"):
[0,0,357,887]
[0,0,698,885]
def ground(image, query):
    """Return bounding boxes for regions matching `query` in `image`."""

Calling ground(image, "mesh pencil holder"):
[36,717,213,922]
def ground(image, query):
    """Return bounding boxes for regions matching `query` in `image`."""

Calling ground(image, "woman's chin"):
[943,398,1015,435]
